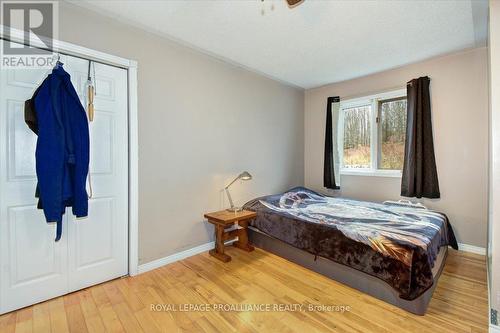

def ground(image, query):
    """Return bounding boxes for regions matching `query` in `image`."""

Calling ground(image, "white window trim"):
[340,169,402,178]
[339,88,406,178]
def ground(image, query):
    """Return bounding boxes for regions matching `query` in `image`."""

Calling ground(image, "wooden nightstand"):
[204,209,257,262]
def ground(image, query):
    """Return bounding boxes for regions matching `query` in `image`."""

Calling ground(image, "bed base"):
[248,227,447,315]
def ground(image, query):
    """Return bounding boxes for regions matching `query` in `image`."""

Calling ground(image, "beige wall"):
[57,3,304,264]
[305,47,489,248]
[489,0,500,318]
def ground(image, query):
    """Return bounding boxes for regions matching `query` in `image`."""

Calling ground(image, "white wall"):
[305,47,489,248]
[57,3,304,264]
[488,0,500,319]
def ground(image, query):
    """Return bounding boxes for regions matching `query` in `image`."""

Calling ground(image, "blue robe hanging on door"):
[33,63,90,241]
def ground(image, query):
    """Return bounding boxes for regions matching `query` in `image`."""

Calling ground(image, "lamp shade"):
[239,171,252,181]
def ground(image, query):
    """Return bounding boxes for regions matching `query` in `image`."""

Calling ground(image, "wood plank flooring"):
[0,247,488,333]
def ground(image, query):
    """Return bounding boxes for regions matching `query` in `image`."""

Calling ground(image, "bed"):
[243,187,458,315]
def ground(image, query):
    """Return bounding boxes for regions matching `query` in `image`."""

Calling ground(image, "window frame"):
[339,88,406,178]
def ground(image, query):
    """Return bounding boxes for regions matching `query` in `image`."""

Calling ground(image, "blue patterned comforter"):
[244,187,457,300]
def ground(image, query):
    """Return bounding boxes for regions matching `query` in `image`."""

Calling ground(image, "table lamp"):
[224,171,252,212]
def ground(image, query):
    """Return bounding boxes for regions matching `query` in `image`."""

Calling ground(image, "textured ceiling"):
[70,0,488,89]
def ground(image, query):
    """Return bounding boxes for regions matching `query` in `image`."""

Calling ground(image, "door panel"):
[63,57,129,293]
[8,206,60,285]
[3,205,67,313]
[7,69,44,89]
[0,50,129,314]
[75,198,114,269]
[89,111,114,175]
[7,100,37,181]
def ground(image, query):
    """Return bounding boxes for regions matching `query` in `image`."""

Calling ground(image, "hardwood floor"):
[0,247,488,333]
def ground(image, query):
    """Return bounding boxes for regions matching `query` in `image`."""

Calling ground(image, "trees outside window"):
[379,98,407,170]
[340,90,407,175]
[343,106,371,168]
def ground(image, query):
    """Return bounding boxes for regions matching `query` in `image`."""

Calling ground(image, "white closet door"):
[0,51,129,314]
[64,57,129,292]
[0,66,69,314]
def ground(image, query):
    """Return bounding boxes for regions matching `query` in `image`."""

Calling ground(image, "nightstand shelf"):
[204,209,256,262]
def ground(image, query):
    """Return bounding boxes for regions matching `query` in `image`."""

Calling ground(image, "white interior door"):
[0,50,129,314]
[64,56,129,293]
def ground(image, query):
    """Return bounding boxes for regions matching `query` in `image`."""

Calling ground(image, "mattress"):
[243,187,457,301]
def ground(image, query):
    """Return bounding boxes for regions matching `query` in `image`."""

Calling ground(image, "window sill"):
[340,169,402,178]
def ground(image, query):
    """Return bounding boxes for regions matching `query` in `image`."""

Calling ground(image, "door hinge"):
[492,308,498,326]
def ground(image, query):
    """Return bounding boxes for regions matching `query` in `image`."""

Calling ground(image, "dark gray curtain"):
[324,96,340,189]
[401,76,440,198]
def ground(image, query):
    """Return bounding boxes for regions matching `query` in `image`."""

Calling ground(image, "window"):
[339,89,407,176]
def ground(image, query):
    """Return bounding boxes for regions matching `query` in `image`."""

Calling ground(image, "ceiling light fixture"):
[285,0,305,8]
[260,0,304,15]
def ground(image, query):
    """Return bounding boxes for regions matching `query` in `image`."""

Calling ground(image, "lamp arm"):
[223,173,251,211]
[224,174,241,190]
[225,187,235,209]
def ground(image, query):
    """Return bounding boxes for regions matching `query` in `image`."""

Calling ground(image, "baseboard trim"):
[457,243,486,255]
[138,242,214,274]
[137,240,235,274]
